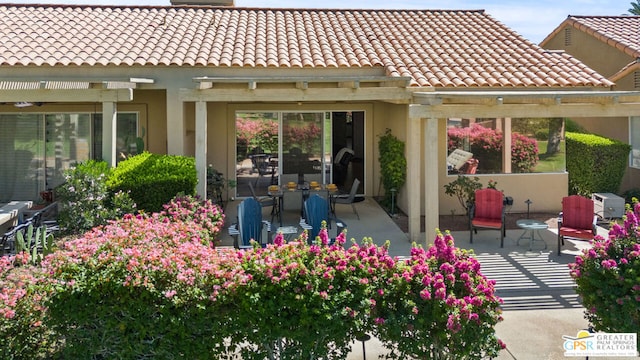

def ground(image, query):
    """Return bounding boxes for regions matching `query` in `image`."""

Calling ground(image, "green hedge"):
[106,152,197,212]
[566,132,630,196]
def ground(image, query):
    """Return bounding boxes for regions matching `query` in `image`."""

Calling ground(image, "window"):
[0,112,138,203]
[93,113,140,163]
[447,117,565,175]
[630,117,640,168]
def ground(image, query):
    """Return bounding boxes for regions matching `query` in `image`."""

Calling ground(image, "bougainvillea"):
[569,202,640,348]
[283,122,322,154]
[157,195,225,246]
[0,254,57,358]
[372,231,505,359]
[1,199,505,359]
[43,212,239,359]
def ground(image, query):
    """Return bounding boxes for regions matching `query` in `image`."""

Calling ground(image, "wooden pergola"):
[407,90,640,244]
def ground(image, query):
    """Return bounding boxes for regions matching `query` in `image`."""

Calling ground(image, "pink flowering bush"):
[569,202,640,348]
[226,229,393,360]
[283,122,322,154]
[157,194,225,246]
[0,254,58,358]
[371,231,505,359]
[1,196,505,359]
[43,212,238,359]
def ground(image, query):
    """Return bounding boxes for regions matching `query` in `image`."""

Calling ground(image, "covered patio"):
[406,89,640,246]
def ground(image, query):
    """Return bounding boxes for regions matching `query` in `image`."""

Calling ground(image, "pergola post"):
[195,101,207,198]
[102,101,117,167]
[424,117,439,243]
[407,108,422,244]
[166,87,185,155]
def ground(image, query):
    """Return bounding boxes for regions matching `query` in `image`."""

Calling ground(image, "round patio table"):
[516,219,548,251]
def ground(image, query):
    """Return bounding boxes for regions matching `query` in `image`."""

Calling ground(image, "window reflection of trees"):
[447,118,565,175]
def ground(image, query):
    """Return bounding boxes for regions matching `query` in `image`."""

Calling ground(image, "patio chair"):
[248,181,279,223]
[228,198,271,249]
[300,194,346,243]
[1,222,31,256]
[331,178,363,220]
[469,188,506,247]
[557,195,598,256]
[461,158,479,174]
[249,153,276,186]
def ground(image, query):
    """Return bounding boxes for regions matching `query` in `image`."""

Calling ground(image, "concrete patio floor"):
[220,198,637,360]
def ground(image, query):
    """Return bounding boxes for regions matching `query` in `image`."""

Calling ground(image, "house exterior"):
[540,15,640,193]
[2,3,640,244]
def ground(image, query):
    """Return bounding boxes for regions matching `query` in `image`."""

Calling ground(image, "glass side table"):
[516,219,549,251]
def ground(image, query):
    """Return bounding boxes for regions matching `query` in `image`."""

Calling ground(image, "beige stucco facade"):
[4,64,640,244]
[542,24,640,193]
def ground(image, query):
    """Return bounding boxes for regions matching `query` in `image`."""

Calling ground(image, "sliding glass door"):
[235,110,363,198]
[281,112,328,185]
[0,112,139,203]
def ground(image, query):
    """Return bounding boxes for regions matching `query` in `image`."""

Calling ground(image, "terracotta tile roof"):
[544,16,640,59]
[0,4,612,88]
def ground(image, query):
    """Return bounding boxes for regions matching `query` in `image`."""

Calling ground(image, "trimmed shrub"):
[56,160,136,234]
[107,152,197,212]
[534,128,549,140]
[44,212,232,359]
[3,199,504,359]
[566,132,631,196]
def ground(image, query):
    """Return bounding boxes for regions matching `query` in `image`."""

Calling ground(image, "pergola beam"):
[179,87,412,103]
[0,88,133,102]
[411,103,640,118]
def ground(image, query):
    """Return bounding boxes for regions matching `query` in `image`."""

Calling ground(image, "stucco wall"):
[543,26,635,79]
[543,25,640,193]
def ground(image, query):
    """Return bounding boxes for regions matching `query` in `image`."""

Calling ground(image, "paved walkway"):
[222,199,637,359]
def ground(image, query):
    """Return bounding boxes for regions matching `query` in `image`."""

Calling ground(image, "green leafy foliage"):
[569,202,640,349]
[566,132,631,196]
[443,176,483,214]
[107,152,197,212]
[56,160,136,235]
[378,129,407,205]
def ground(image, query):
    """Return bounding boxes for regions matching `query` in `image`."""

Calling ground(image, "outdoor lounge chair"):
[228,198,271,249]
[557,195,598,256]
[447,149,473,172]
[469,188,506,248]
[300,194,346,243]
